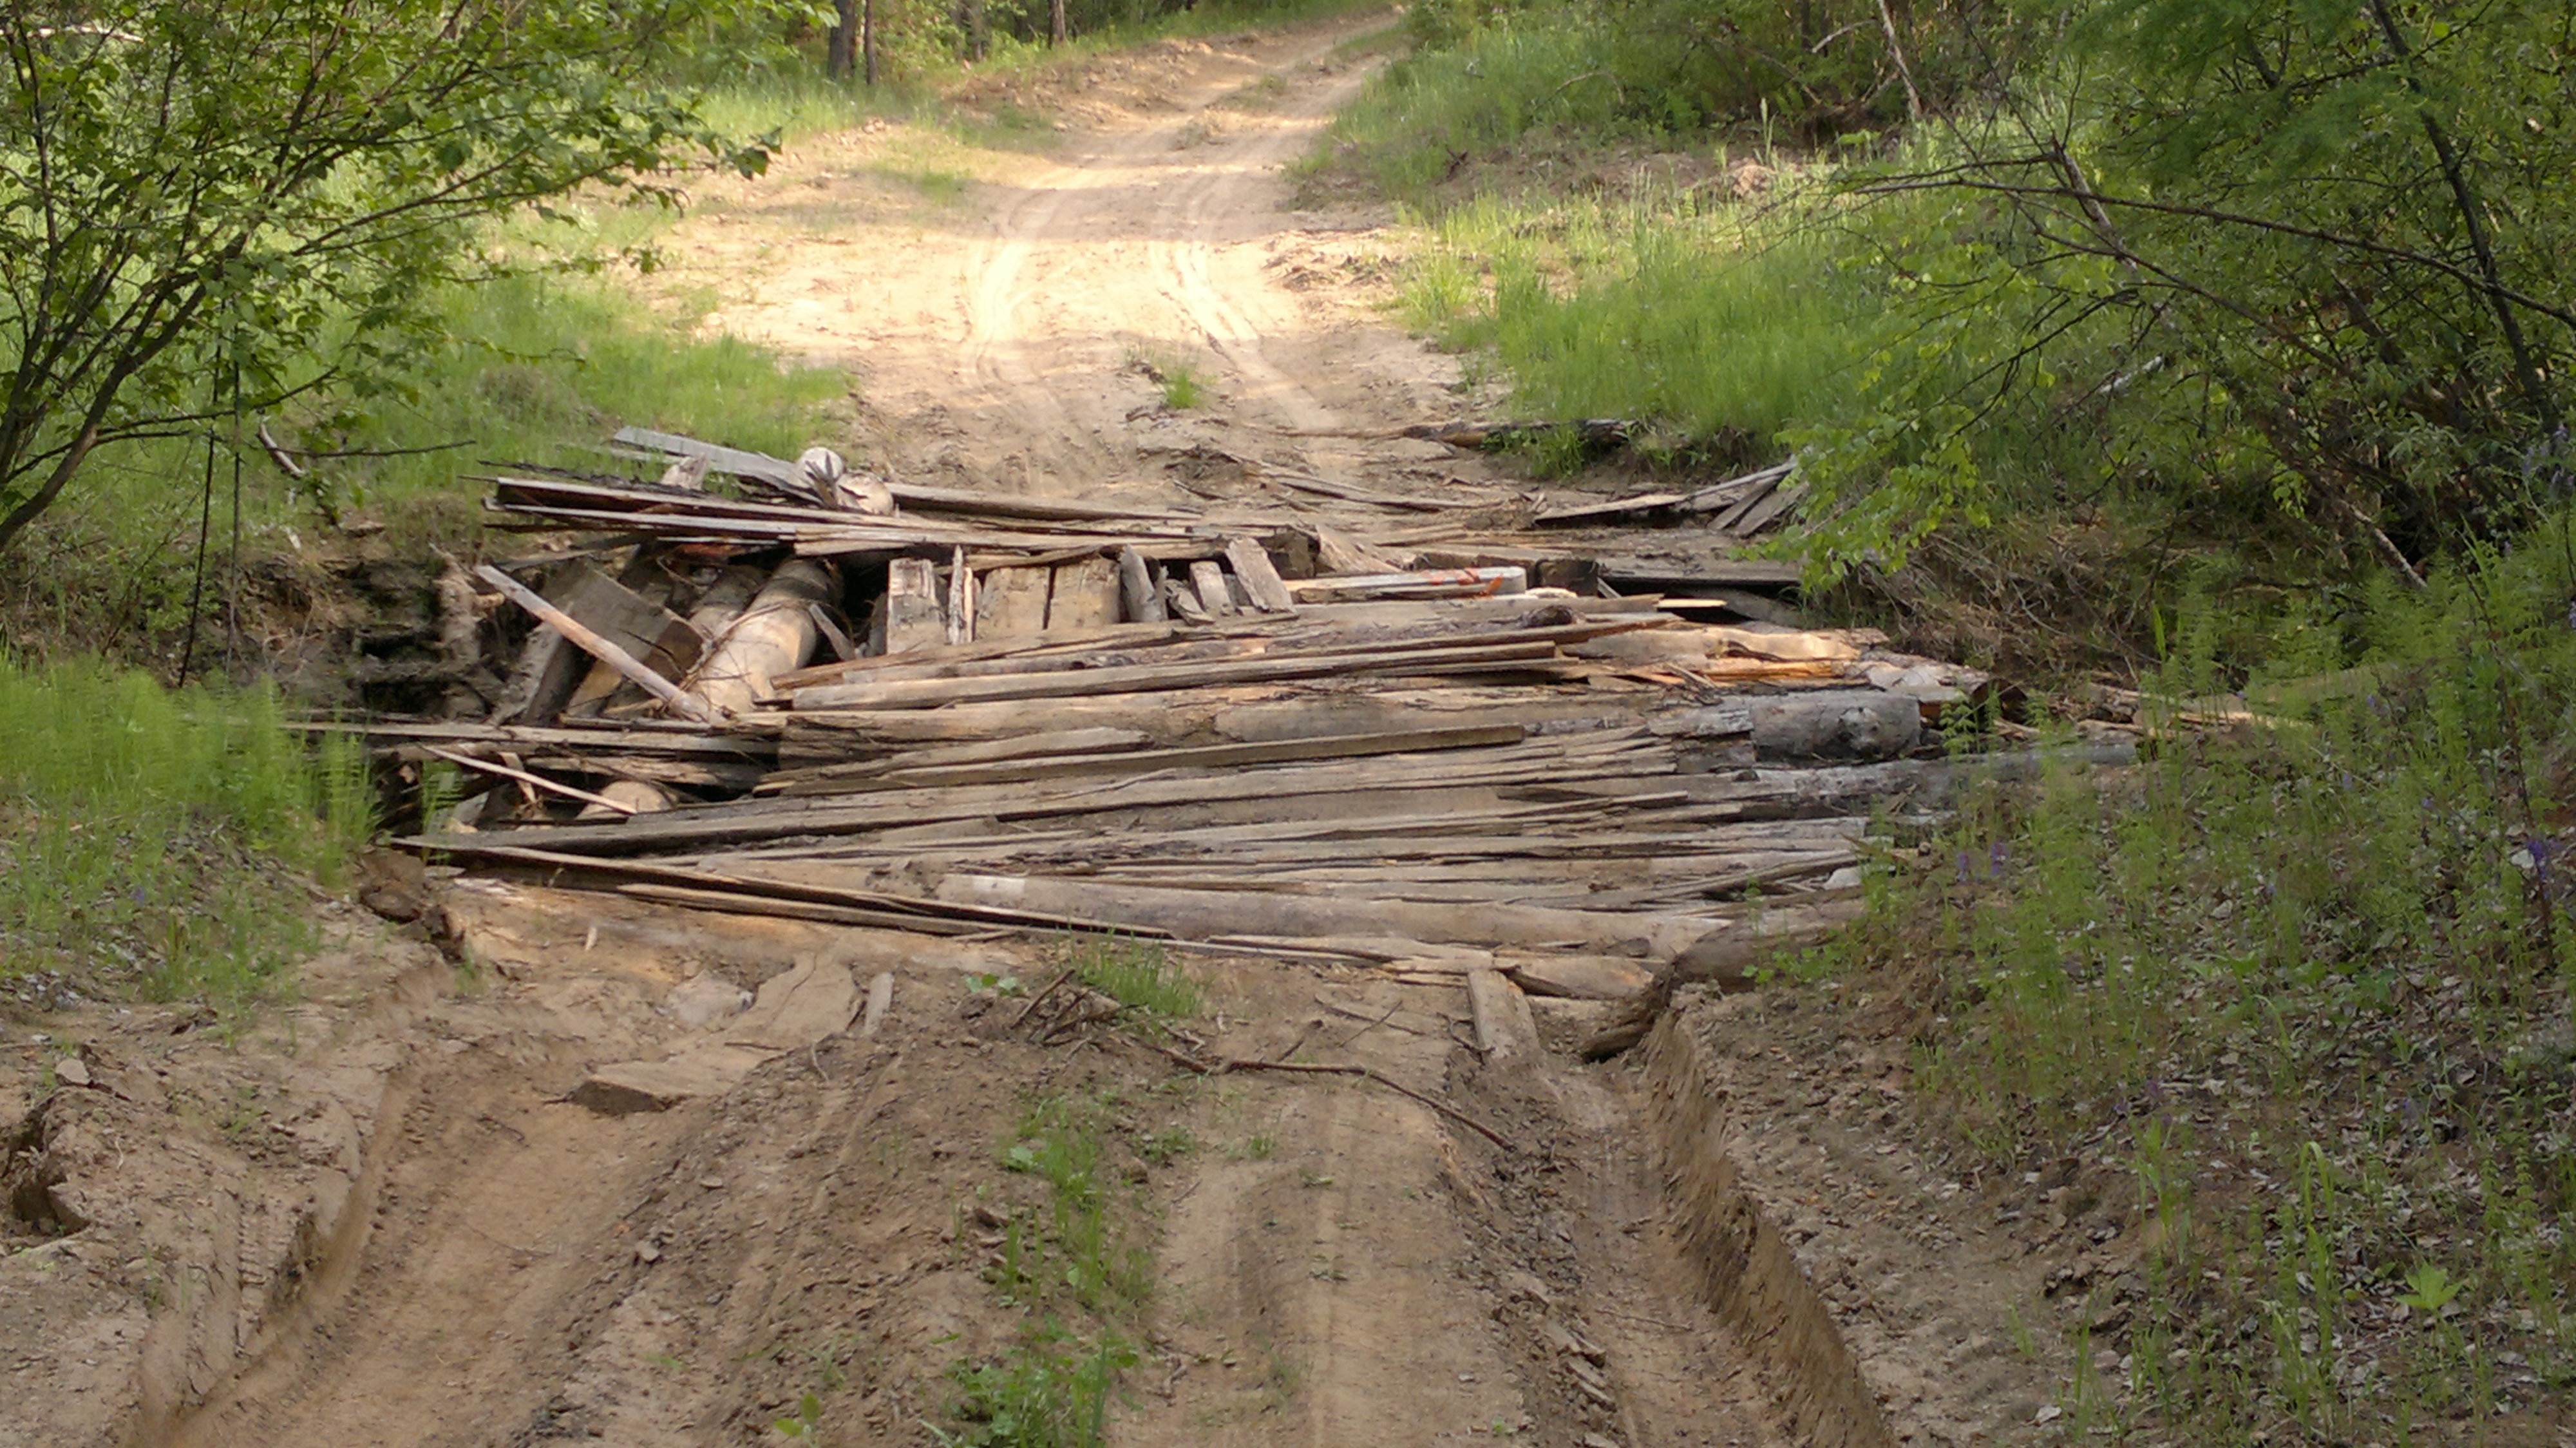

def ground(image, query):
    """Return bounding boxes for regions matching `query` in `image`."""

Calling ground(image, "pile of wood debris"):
[372,429,1986,1004]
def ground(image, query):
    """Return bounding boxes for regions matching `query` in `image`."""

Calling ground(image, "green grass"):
[0,658,371,1017]
[1397,189,1877,452]
[948,1089,1164,1448]
[1821,529,2576,1440]
[1064,937,1203,1022]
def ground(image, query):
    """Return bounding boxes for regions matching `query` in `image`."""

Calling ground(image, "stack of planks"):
[372,429,1993,1002]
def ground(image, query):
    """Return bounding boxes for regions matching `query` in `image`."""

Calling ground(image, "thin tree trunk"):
[0,419,99,556]
[828,0,858,79]
[2364,0,2558,435]
[862,0,878,88]
[963,0,987,60]
[1050,0,1066,47]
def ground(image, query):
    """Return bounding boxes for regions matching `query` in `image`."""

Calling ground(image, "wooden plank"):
[779,620,1190,691]
[973,566,1052,641]
[1046,555,1121,633]
[1188,560,1236,617]
[1466,969,1540,1066]
[945,548,974,645]
[884,558,944,655]
[860,971,895,1036]
[612,427,1194,523]
[476,565,717,725]
[1224,538,1296,614]
[1533,491,1689,526]
[1285,567,1526,602]
[421,745,638,815]
[783,725,1529,795]
[759,727,1151,792]
[1117,546,1166,624]
[1728,480,1806,537]
[790,639,1565,711]
[410,734,1676,856]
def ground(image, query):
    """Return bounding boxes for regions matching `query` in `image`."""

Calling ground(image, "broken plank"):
[884,558,944,655]
[1188,560,1236,618]
[476,565,717,725]
[974,565,1052,641]
[1223,537,1296,614]
[1117,546,1165,624]
[1045,555,1121,633]
[1466,969,1542,1065]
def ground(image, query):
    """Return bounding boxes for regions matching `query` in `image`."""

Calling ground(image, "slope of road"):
[646,14,1504,515]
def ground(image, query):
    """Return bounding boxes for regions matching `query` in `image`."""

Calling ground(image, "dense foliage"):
[1339,1,2576,602]
[0,0,777,555]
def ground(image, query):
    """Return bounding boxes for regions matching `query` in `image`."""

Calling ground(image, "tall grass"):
[0,658,372,1015]
[1398,189,1879,457]
[1824,528,2576,1438]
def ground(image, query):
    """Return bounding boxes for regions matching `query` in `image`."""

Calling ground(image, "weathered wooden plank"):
[973,565,1052,641]
[1466,969,1541,1065]
[1285,566,1526,602]
[1046,555,1122,633]
[1188,560,1236,618]
[781,724,1528,795]
[476,565,716,725]
[1117,546,1165,624]
[790,639,1564,711]
[946,548,974,645]
[884,558,944,656]
[1224,538,1297,614]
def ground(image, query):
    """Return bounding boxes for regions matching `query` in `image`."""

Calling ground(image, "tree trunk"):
[962,0,987,60]
[1050,0,1067,47]
[862,0,878,88]
[827,0,858,79]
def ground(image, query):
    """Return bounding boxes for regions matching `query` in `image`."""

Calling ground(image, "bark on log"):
[690,560,835,716]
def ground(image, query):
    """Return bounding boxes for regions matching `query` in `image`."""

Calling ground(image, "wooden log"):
[476,565,717,725]
[690,560,835,716]
[1506,955,1655,1000]
[685,564,769,639]
[973,565,1052,641]
[1188,560,1236,617]
[576,779,679,822]
[1046,555,1121,633]
[1117,546,1166,624]
[1223,538,1296,614]
[884,558,944,655]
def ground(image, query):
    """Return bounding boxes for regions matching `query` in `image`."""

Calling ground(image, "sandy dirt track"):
[3,16,2084,1448]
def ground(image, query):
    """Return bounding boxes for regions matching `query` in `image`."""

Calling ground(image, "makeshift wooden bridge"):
[379,429,1987,1004]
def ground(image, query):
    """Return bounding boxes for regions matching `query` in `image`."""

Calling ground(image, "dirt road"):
[5,16,2080,1448]
[652,15,1509,517]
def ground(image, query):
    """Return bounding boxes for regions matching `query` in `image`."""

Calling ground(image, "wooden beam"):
[476,565,717,725]
[1224,537,1296,614]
